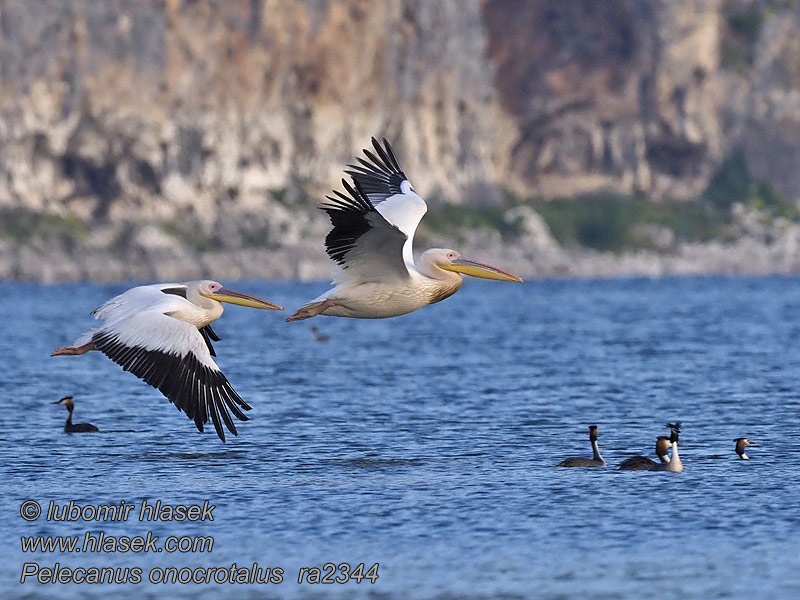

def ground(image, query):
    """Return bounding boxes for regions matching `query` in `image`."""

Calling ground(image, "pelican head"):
[734,437,758,460]
[52,396,74,409]
[193,281,284,310]
[429,249,524,282]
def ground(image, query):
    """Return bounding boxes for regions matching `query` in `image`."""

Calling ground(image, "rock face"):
[0,0,798,281]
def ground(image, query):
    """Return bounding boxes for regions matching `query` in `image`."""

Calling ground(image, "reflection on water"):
[1,277,800,599]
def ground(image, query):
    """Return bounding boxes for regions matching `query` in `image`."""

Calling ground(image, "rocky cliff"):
[0,0,799,281]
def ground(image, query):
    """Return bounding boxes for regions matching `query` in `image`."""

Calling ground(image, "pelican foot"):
[51,342,95,356]
[286,299,337,322]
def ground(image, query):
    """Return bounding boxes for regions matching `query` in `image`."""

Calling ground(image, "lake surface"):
[1,276,799,599]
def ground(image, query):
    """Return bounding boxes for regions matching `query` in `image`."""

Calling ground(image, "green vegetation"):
[703,149,796,218]
[421,202,525,244]
[721,5,764,72]
[420,148,796,254]
[158,221,215,252]
[533,193,723,252]
[0,207,89,249]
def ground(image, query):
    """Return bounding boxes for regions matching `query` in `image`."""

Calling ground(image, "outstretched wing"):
[92,309,249,442]
[345,137,427,266]
[92,283,186,323]
[321,178,410,283]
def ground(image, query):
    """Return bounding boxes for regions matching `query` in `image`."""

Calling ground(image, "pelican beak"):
[440,259,524,282]
[207,288,284,310]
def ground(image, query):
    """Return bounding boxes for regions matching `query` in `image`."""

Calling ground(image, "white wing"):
[92,283,187,323]
[345,137,427,267]
[91,295,249,442]
[321,178,410,285]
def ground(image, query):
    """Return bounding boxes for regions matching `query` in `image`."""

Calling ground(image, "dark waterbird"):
[619,436,672,470]
[734,437,759,460]
[650,422,683,473]
[558,425,606,467]
[52,396,99,433]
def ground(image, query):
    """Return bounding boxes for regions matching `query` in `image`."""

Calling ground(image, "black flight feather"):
[199,325,219,356]
[320,178,405,267]
[344,137,408,204]
[92,331,250,442]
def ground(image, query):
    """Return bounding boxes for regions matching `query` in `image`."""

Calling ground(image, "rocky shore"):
[2,1,800,283]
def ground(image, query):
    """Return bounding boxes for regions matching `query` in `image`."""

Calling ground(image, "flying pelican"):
[287,138,523,321]
[52,281,283,442]
[651,422,683,473]
[734,437,758,460]
[619,436,671,470]
[52,396,99,433]
[558,425,606,467]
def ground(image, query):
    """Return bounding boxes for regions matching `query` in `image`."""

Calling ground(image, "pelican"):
[651,422,683,473]
[52,396,99,433]
[619,436,671,470]
[734,437,758,460]
[52,281,283,442]
[558,425,606,467]
[287,138,523,321]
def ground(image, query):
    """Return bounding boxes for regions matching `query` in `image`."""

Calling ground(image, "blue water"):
[2,276,799,599]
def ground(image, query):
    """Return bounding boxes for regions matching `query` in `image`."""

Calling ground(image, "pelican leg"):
[51,342,96,356]
[286,299,338,322]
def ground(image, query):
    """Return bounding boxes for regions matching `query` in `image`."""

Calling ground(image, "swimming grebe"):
[52,396,99,433]
[558,425,606,467]
[734,437,758,460]
[651,422,683,473]
[310,326,330,342]
[619,436,671,470]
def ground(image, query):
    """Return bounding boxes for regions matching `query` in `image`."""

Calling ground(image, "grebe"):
[52,396,98,433]
[651,422,683,473]
[52,280,283,442]
[310,326,330,342]
[619,436,671,470]
[734,437,758,460]
[558,425,606,467]
[287,138,522,322]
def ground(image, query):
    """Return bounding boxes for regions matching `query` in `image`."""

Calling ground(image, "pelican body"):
[52,280,283,442]
[52,396,98,433]
[734,437,758,460]
[558,425,606,467]
[651,422,683,473]
[287,138,522,321]
[619,436,671,470]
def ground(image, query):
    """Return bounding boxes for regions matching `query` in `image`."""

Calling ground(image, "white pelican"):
[52,281,283,442]
[558,425,606,467]
[52,396,99,433]
[734,437,758,460]
[651,423,683,473]
[287,138,523,321]
[619,436,671,470]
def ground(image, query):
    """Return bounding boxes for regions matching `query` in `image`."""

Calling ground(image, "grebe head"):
[667,422,681,443]
[734,437,758,460]
[655,436,671,460]
[52,396,74,410]
[588,425,599,442]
